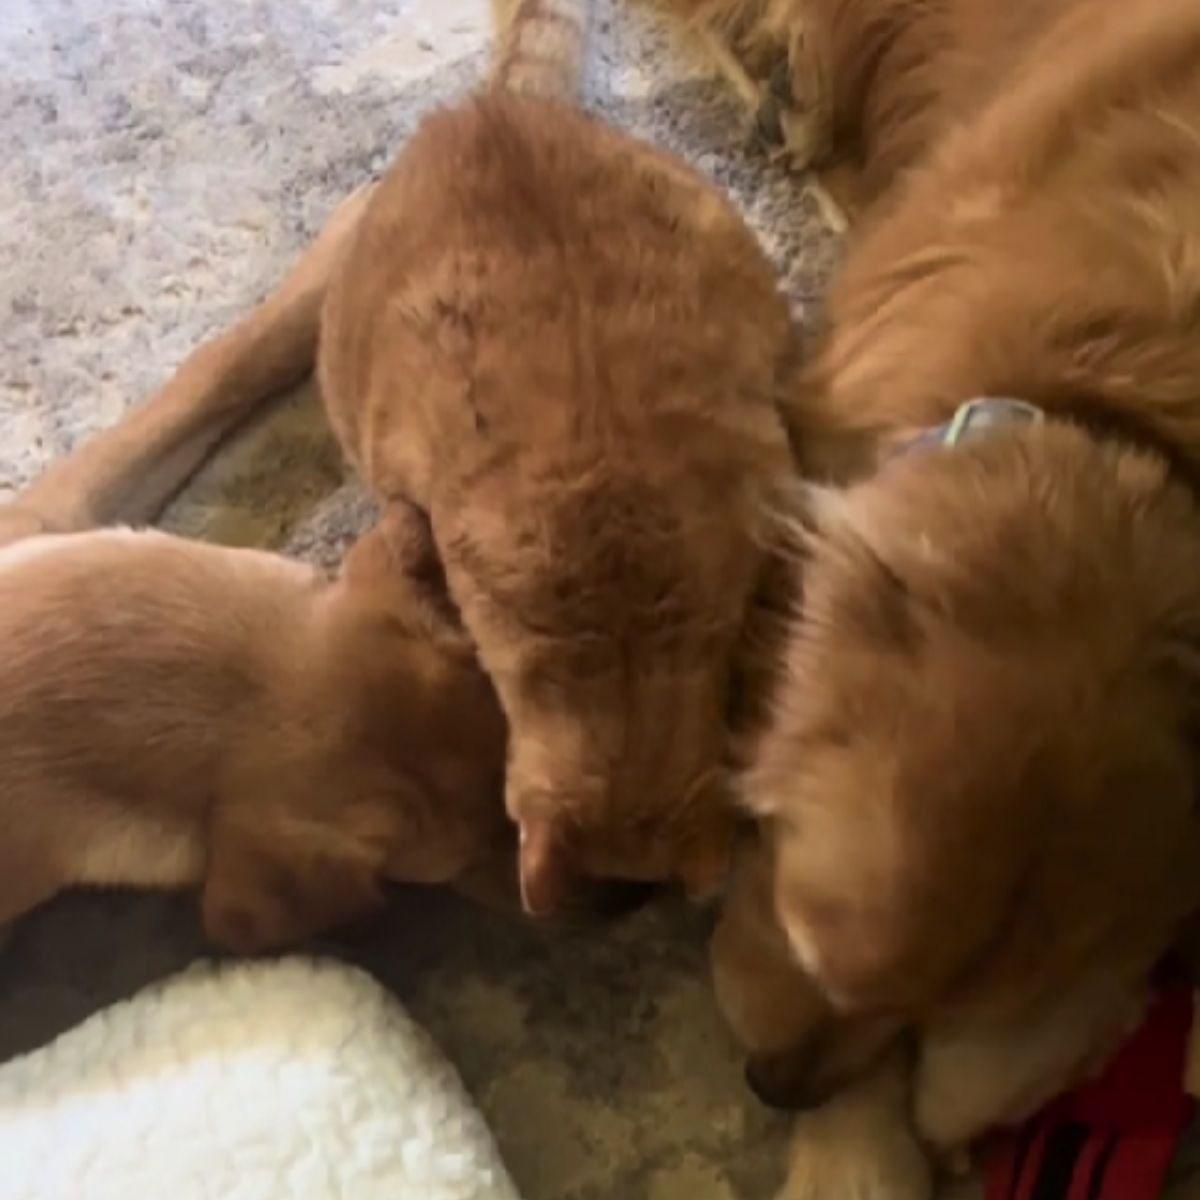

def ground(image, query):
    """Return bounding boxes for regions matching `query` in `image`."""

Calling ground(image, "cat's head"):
[434,458,769,913]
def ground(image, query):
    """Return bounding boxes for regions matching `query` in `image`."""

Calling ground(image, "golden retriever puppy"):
[715,798,1158,1200]
[711,827,1149,1155]
[767,0,1200,1026]
[0,509,507,954]
[65,0,800,917]
[696,0,1200,1179]
[0,190,508,954]
[317,0,798,914]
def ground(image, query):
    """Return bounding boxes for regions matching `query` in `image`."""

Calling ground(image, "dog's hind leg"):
[9,183,375,538]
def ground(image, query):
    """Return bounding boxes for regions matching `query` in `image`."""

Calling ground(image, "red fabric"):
[1062,1134,1108,1200]
[1097,1132,1181,1200]
[983,984,1194,1200]
[984,1130,1021,1200]
[1044,985,1193,1129]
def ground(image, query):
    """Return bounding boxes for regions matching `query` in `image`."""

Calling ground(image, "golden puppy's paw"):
[776,1054,934,1200]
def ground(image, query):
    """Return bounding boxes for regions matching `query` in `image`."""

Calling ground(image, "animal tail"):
[490,0,591,103]
[3,184,374,543]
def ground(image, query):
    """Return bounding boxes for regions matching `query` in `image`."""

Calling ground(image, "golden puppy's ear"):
[518,818,575,916]
[344,501,474,655]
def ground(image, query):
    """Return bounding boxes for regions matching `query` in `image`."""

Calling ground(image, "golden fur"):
[318,7,798,912]
[0,195,509,953]
[689,0,1200,1180]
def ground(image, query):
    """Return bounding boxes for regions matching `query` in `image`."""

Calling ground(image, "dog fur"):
[43,0,802,917]
[711,831,903,1107]
[0,192,510,954]
[690,0,1200,1184]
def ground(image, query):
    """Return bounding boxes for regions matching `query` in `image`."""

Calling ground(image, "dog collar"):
[895,397,1045,457]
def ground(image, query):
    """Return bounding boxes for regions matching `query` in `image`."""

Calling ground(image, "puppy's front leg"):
[202,810,387,955]
[776,1048,934,1200]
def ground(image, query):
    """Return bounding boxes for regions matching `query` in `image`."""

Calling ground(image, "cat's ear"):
[343,501,475,656]
[375,499,440,576]
[518,817,575,916]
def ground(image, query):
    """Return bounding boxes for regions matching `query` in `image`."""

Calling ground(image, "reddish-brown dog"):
[693,0,1200,1182]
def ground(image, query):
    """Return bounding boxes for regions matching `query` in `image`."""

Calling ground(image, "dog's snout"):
[743,1051,821,1111]
[739,1051,844,1113]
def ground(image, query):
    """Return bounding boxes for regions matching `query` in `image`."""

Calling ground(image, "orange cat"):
[317,0,799,912]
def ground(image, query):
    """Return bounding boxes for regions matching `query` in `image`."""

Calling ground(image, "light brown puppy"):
[0,192,509,954]
[690,0,1200,1169]
[0,512,507,954]
[317,0,799,913]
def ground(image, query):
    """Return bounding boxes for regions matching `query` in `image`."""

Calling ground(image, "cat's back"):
[321,91,793,499]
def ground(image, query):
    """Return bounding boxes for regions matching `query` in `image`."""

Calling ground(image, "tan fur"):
[769,0,1200,1018]
[0,195,509,953]
[318,24,798,911]
[696,0,1200,1161]
[913,974,1147,1152]
[774,976,1144,1196]
[0,516,508,954]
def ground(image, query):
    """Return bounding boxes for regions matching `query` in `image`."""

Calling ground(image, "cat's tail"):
[490,0,591,103]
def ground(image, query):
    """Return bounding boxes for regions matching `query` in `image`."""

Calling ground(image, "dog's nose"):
[744,1052,820,1112]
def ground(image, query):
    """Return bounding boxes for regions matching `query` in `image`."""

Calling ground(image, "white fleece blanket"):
[0,958,521,1200]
